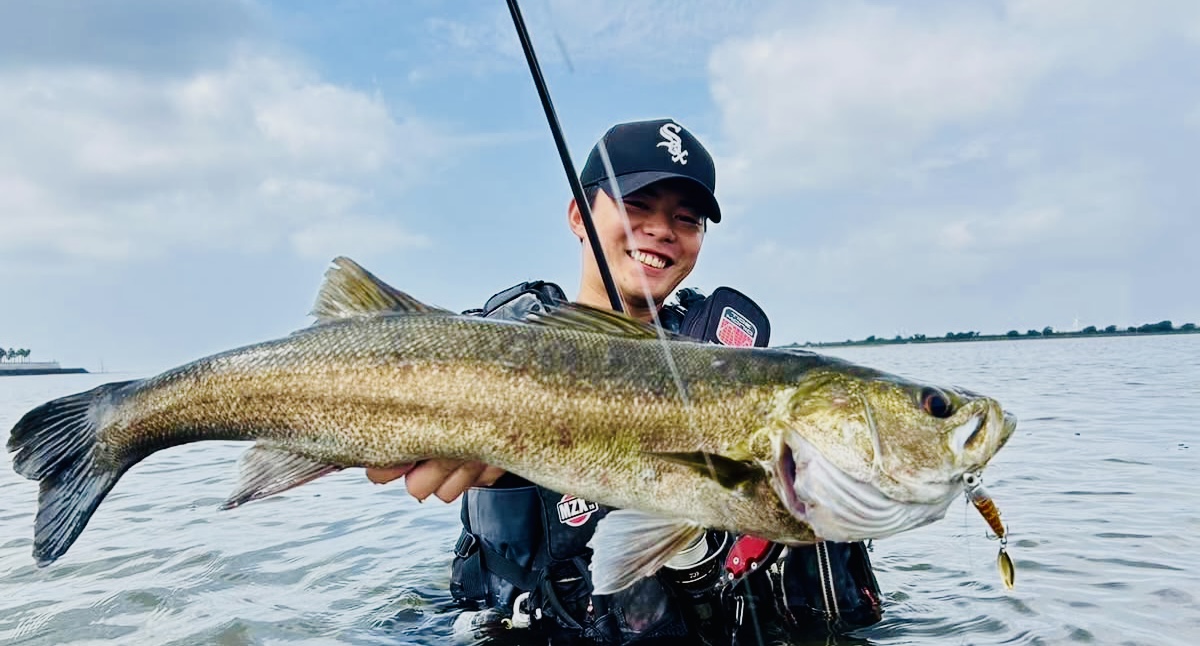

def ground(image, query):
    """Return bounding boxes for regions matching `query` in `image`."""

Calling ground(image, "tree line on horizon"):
[813,319,1198,346]
[0,347,33,362]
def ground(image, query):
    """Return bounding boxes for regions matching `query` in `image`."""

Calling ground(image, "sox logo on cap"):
[656,122,688,165]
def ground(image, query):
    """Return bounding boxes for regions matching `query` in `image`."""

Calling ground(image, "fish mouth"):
[1000,411,1018,448]
[773,433,958,542]
[955,407,1018,473]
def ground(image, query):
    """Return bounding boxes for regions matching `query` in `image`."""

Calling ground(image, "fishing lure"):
[963,472,1015,589]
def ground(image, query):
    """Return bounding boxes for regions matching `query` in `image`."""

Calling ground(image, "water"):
[1,335,1197,645]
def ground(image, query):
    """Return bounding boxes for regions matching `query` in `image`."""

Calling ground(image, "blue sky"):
[2,0,1198,374]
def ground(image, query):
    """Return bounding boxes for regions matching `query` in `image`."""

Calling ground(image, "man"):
[365,119,713,500]
[368,119,882,643]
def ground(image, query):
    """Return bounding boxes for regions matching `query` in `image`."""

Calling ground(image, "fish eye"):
[920,387,954,418]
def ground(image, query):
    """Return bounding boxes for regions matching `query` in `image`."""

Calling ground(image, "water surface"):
[1,335,1196,645]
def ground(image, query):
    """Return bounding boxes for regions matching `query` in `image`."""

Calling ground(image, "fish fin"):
[7,381,139,566]
[221,444,342,510]
[646,451,763,490]
[587,510,705,595]
[311,256,454,323]
[526,303,683,340]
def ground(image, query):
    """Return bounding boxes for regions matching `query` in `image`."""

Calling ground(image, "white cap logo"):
[656,122,688,165]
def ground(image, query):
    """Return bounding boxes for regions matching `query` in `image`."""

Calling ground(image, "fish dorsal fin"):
[527,302,683,340]
[311,256,453,323]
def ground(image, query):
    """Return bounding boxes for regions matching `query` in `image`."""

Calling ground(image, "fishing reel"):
[660,531,731,625]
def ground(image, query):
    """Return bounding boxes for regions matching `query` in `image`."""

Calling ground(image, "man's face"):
[570,178,707,315]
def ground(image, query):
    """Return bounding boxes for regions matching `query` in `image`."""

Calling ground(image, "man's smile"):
[628,249,672,270]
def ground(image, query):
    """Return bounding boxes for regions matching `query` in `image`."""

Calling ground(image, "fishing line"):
[596,142,700,429]
[600,125,769,646]
[506,3,767,642]
[541,0,575,73]
[505,0,622,313]
[508,0,702,462]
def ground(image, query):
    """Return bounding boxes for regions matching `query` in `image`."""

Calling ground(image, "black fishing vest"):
[448,282,882,643]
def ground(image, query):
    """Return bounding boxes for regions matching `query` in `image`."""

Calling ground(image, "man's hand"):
[366,460,506,503]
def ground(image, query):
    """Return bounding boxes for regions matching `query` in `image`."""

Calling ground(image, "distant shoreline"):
[794,327,1200,349]
[0,361,90,377]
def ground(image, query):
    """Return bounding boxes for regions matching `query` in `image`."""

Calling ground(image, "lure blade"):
[997,548,1015,590]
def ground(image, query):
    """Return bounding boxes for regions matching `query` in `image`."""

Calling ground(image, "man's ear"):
[567,199,587,241]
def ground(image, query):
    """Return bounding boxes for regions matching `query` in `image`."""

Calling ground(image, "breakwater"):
[0,362,88,377]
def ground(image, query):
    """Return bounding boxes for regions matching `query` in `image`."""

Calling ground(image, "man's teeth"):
[629,250,667,269]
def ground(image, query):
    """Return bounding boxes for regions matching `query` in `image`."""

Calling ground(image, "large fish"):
[7,257,1016,593]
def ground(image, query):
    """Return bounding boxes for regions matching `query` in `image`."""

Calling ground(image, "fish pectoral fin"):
[310,256,454,323]
[221,444,342,510]
[587,510,705,595]
[646,451,762,491]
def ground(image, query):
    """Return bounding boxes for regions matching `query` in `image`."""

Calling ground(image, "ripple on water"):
[9,606,141,644]
[1081,556,1184,572]
[1064,625,1097,642]
[1150,588,1195,604]
[3,337,1200,645]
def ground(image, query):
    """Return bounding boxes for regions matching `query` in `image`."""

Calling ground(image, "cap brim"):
[595,171,722,223]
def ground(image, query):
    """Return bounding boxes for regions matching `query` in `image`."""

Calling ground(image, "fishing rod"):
[505,0,624,313]
[505,0,706,500]
[502,7,777,640]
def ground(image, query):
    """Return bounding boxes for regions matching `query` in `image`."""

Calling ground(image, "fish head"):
[769,363,1017,542]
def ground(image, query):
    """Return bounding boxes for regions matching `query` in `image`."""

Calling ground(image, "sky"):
[1,0,1198,374]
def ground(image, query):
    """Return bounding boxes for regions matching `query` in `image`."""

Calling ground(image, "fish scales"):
[9,257,1015,588]
[95,314,818,540]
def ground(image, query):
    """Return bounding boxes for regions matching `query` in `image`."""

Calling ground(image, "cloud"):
[290,216,431,261]
[898,158,1149,274]
[1003,0,1200,67]
[717,156,1157,344]
[0,54,450,271]
[709,0,1200,193]
[0,0,261,74]
[409,0,755,80]
[1187,104,1200,131]
[710,3,1048,192]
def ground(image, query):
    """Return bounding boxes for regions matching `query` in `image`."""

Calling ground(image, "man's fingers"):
[366,460,507,502]
[366,464,414,484]
[405,459,462,501]
[434,462,488,503]
[477,465,506,487]
[433,463,508,502]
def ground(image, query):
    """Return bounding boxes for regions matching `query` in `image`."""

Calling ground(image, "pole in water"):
[505,0,623,313]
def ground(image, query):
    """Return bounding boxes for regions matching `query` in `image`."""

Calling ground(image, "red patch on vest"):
[716,306,758,347]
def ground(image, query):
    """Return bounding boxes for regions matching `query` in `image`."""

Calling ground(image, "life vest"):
[448,282,882,643]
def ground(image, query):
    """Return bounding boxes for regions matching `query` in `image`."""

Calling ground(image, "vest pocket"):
[451,485,544,608]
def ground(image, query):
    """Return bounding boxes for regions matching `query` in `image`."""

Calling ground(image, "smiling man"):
[368,120,719,500]
[568,119,716,323]
[370,120,882,644]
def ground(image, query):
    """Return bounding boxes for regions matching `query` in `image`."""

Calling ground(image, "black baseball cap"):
[579,119,721,223]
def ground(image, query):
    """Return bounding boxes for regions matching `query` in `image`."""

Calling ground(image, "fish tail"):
[7,380,137,566]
